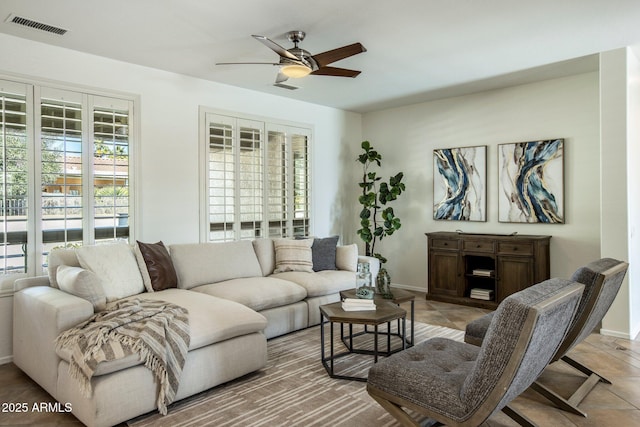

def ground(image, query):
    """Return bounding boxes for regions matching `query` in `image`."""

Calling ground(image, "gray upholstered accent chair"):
[367,278,584,427]
[465,258,629,419]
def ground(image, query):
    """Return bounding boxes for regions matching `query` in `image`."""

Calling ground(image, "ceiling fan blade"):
[311,66,361,78]
[312,43,366,67]
[252,35,299,61]
[275,72,289,83]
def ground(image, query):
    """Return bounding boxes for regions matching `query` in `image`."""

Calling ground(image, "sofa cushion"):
[47,247,81,289]
[271,270,356,297]
[191,277,307,312]
[76,243,145,302]
[273,238,314,273]
[336,244,358,272]
[56,265,107,312]
[134,241,178,292]
[311,236,339,271]
[56,289,267,376]
[169,241,263,289]
[252,238,275,277]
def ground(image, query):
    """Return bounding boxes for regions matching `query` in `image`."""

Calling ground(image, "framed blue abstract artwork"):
[433,145,486,221]
[498,139,564,223]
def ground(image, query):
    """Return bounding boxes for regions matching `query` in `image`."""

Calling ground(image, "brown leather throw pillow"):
[136,241,178,291]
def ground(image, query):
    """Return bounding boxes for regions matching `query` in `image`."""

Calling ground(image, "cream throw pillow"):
[57,265,107,311]
[47,247,81,289]
[76,243,145,302]
[273,238,314,273]
[336,244,358,272]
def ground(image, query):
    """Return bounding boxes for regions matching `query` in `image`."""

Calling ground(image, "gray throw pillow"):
[312,236,339,271]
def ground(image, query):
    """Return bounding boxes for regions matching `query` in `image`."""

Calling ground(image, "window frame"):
[0,74,138,288]
[199,107,313,242]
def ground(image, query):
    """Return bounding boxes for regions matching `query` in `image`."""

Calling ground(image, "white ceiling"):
[2,0,640,113]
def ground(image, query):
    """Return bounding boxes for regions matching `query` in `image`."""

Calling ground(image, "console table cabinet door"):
[428,251,461,297]
[497,256,534,302]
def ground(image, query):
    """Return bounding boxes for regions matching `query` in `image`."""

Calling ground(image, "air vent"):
[273,83,298,91]
[5,14,68,35]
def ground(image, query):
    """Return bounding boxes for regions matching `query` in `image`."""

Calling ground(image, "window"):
[0,78,135,277]
[201,110,311,242]
[0,82,29,274]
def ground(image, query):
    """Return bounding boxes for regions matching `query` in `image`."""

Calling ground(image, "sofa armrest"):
[13,286,94,396]
[358,255,381,280]
[14,275,52,291]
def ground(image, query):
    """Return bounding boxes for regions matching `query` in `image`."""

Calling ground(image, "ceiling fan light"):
[281,64,311,78]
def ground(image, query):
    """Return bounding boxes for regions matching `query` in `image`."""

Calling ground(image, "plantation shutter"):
[0,77,135,278]
[266,128,287,237]
[207,115,235,241]
[291,128,310,237]
[39,88,85,251]
[203,111,311,242]
[238,120,264,239]
[0,81,30,274]
[92,96,132,242]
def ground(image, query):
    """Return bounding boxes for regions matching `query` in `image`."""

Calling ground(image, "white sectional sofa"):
[13,237,373,427]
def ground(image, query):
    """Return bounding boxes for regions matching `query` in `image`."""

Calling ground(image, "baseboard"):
[0,354,13,365]
[599,328,632,340]
[391,283,426,293]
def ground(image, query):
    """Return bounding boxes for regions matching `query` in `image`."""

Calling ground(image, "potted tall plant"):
[356,141,405,297]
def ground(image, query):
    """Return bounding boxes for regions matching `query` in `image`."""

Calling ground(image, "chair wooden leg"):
[561,355,612,384]
[530,381,588,417]
[567,373,604,408]
[528,355,611,417]
[502,404,538,427]
[368,391,421,427]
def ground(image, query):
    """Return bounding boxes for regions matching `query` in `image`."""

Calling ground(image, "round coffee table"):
[319,301,406,382]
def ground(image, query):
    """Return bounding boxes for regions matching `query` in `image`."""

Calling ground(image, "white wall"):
[599,48,640,339]
[0,33,363,362]
[599,50,632,338]
[360,73,601,292]
[628,48,640,339]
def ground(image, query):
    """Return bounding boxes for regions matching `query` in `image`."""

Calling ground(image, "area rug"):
[127,322,463,427]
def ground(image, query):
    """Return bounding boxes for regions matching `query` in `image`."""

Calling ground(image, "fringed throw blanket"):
[55,298,190,415]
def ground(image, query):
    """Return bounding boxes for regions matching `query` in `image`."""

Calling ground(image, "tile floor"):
[1,291,639,426]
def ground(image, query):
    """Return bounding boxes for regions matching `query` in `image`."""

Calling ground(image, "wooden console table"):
[425,232,551,309]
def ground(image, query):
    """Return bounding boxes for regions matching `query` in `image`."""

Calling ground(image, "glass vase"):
[376,267,393,299]
[355,262,374,299]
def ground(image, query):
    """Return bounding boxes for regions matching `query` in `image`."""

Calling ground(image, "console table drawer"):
[498,242,533,255]
[431,239,459,250]
[463,240,495,253]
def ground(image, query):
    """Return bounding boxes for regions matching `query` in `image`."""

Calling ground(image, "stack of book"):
[470,288,494,301]
[472,269,494,277]
[341,298,376,311]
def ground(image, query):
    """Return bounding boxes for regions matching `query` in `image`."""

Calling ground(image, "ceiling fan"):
[216,31,366,84]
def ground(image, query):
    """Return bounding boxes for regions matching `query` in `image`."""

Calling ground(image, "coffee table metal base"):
[341,323,408,357]
[339,288,415,348]
[320,305,406,382]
